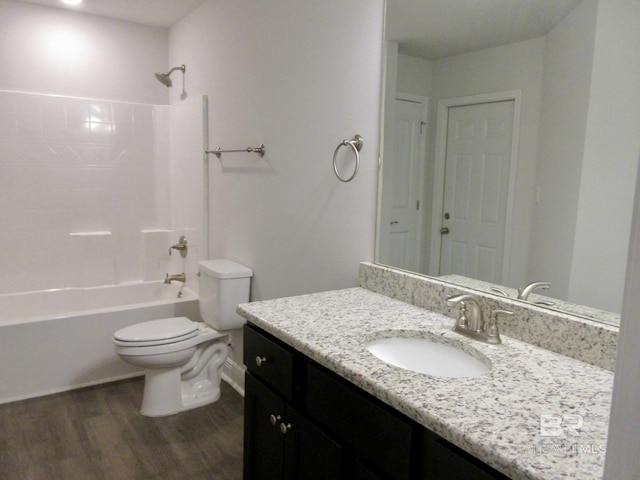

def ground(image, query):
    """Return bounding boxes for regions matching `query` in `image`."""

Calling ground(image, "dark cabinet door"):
[356,461,388,480]
[244,373,344,480]
[284,405,344,480]
[244,373,286,480]
[305,362,414,480]
[422,431,510,480]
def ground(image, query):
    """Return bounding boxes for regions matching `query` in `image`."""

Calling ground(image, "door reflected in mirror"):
[376,0,640,325]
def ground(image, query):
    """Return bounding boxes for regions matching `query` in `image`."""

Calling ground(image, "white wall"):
[569,0,640,312]
[605,155,640,478]
[0,0,169,105]
[530,0,640,312]
[528,0,598,301]
[169,0,384,301]
[397,53,433,97]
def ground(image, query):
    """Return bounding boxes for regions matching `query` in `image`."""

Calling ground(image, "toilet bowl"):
[113,259,252,417]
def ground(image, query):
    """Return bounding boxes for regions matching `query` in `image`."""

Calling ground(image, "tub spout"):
[164,273,186,284]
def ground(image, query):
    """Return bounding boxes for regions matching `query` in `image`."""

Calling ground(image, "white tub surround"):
[0,90,171,294]
[359,262,618,371]
[238,288,612,480]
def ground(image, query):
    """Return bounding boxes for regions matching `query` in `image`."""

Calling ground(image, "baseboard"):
[0,371,144,406]
[2,359,245,406]
[221,357,246,397]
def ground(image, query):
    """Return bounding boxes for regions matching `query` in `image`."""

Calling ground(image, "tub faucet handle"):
[169,235,188,258]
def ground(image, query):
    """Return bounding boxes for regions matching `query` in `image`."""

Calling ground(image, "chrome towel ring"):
[333,134,363,182]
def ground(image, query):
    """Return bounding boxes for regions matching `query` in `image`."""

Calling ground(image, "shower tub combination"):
[0,281,201,405]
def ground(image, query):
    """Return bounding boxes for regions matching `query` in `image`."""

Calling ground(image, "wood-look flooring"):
[0,378,244,480]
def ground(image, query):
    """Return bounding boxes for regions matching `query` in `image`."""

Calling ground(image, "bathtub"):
[0,281,201,404]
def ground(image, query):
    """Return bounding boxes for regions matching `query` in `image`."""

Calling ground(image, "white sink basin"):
[366,336,490,378]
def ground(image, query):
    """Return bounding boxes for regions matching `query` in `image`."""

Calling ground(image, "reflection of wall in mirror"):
[393,39,545,291]
[565,0,640,313]
[532,0,640,313]
[529,0,597,307]
[388,0,640,314]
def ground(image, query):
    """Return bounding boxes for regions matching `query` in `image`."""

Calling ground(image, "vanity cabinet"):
[243,324,510,480]
[243,373,343,480]
[422,431,510,480]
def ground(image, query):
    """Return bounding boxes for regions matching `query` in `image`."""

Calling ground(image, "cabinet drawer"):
[243,324,295,400]
[305,362,414,480]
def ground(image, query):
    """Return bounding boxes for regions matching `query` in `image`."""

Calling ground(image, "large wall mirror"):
[376,0,640,326]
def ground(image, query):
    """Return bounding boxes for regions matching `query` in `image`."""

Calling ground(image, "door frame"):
[428,90,521,284]
[376,91,429,271]
[397,92,429,272]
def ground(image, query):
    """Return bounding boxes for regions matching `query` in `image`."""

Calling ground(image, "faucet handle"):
[456,302,470,329]
[447,293,479,304]
[447,294,482,331]
[169,235,188,258]
[487,309,513,345]
[490,287,509,297]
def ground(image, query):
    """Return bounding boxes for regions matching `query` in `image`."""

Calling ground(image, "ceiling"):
[386,0,583,60]
[17,0,207,27]
[17,0,584,52]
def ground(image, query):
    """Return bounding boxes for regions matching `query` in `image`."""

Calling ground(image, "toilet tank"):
[198,259,253,330]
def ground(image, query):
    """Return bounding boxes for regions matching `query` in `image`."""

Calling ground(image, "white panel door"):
[439,100,514,283]
[384,97,426,271]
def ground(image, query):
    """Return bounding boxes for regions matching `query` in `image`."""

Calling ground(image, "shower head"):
[154,64,186,87]
[155,72,172,87]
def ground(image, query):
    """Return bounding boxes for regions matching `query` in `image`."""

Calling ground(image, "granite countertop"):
[237,287,614,480]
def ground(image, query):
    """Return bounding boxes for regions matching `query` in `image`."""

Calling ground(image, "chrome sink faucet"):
[447,293,513,345]
[517,281,550,300]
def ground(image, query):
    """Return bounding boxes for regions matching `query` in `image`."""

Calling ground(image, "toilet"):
[113,259,252,417]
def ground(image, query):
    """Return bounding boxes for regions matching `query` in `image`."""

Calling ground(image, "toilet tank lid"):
[198,259,253,279]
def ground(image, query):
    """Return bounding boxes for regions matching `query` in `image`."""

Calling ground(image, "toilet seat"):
[113,320,228,357]
[114,317,199,347]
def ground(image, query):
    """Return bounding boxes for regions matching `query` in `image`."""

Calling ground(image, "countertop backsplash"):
[359,262,618,371]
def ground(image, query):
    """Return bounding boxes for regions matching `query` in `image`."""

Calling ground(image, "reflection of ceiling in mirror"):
[386,0,582,59]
